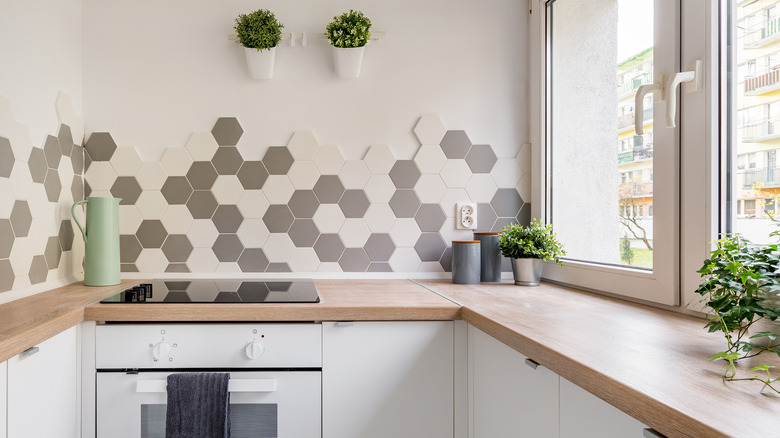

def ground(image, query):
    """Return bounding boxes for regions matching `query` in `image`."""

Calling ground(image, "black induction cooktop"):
[100,279,320,304]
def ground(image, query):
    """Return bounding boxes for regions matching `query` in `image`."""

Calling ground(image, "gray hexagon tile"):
[314,234,345,262]
[44,169,61,202]
[237,161,269,190]
[0,259,14,292]
[0,219,13,258]
[389,160,421,189]
[415,233,446,262]
[466,144,498,173]
[414,204,446,232]
[136,219,168,248]
[161,176,193,205]
[162,234,194,263]
[238,248,269,272]
[28,147,47,183]
[266,263,291,273]
[389,190,421,218]
[111,176,142,205]
[187,161,218,190]
[71,145,84,175]
[28,255,47,285]
[492,217,518,233]
[262,146,294,175]
[313,175,345,204]
[121,263,139,273]
[212,204,244,234]
[10,200,32,237]
[187,190,219,219]
[43,135,61,169]
[367,262,393,272]
[364,233,395,262]
[263,205,294,233]
[120,234,143,263]
[44,236,62,269]
[58,220,74,251]
[477,203,498,233]
[71,176,84,202]
[211,117,244,146]
[166,263,190,273]
[517,203,531,226]
[212,234,244,262]
[289,219,320,247]
[0,137,13,177]
[440,130,472,159]
[289,190,320,219]
[339,190,370,218]
[491,188,524,218]
[59,125,74,157]
[339,248,370,272]
[84,132,117,161]
[439,247,453,272]
[211,147,244,175]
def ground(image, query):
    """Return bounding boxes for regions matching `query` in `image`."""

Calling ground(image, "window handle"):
[665,60,703,129]
[634,75,665,135]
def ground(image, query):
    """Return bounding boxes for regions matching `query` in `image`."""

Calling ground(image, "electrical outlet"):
[456,202,478,230]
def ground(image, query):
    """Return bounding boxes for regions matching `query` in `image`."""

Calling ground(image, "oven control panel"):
[95,324,321,369]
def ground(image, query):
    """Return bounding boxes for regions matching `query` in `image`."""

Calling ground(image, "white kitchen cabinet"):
[322,321,454,438]
[470,326,559,438]
[1,360,6,438]
[559,376,646,438]
[7,325,79,438]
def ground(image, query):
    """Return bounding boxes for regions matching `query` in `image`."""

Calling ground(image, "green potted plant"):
[695,233,780,394]
[324,10,372,79]
[499,219,565,286]
[234,9,284,79]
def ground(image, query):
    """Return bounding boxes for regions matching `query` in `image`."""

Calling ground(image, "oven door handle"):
[136,379,277,393]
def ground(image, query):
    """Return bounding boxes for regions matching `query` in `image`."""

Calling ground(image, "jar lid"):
[473,232,501,235]
[452,240,481,244]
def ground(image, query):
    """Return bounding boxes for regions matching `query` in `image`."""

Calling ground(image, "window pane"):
[550,0,654,269]
[731,0,780,243]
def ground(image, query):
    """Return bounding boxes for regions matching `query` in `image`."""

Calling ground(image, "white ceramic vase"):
[244,47,276,80]
[333,46,365,79]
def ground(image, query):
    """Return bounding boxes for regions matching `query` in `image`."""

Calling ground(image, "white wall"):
[0,0,82,145]
[82,0,527,161]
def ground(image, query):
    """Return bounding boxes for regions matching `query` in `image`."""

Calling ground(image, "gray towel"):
[165,372,230,438]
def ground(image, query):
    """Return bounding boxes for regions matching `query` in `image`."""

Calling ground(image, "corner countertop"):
[2,278,779,437]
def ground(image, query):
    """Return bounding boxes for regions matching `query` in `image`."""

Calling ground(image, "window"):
[537,0,714,306]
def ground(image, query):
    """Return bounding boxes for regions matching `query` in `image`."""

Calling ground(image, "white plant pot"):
[244,47,276,80]
[333,46,365,79]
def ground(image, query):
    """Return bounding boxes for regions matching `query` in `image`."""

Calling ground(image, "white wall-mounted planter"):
[333,46,365,79]
[244,47,276,80]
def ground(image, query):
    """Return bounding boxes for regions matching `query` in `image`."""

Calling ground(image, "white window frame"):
[528,0,719,309]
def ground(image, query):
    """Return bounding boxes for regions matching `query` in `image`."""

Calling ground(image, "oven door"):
[97,371,321,438]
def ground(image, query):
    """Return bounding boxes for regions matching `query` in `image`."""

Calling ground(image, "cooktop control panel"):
[100,279,320,304]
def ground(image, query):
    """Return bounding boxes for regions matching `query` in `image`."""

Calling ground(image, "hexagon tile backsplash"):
[83,115,532,274]
[0,92,85,293]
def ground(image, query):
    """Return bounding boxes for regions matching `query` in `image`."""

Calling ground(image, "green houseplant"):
[234,9,284,79]
[499,219,565,286]
[324,10,372,78]
[695,233,780,394]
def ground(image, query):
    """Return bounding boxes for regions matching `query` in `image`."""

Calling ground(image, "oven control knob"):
[152,341,172,361]
[244,341,265,360]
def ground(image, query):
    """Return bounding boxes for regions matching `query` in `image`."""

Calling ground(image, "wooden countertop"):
[418,279,780,438]
[83,280,461,322]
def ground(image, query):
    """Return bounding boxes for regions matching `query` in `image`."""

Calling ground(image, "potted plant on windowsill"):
[234,9,284,80]
[695,233,780,394]
[325,10,372,79]
[499,219,565,286]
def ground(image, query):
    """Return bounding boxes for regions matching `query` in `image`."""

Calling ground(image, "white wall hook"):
[665,60,703,128]
[634,74,665,135]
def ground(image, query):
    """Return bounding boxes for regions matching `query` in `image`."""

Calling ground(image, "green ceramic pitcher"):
[71,197,121,286]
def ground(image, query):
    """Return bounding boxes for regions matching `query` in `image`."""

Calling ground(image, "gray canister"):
[474,232,502,282]
[452,240,481,284]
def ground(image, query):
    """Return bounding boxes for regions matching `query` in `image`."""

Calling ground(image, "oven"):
[93,278,323,438]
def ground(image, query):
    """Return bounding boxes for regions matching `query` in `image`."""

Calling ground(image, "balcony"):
[740,166,780,188]
[743,17,780,48]
[745,69,780,95]
[618,108,653,132]
[617,72,653,99]
[619,181,653,198]
[739,118,780,142]
[618,146,654,164]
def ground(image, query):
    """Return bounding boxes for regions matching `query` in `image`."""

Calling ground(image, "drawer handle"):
[643,429,667,438]
[19,346,40,359]
[136,379,277,393]
[524,358,541,370]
